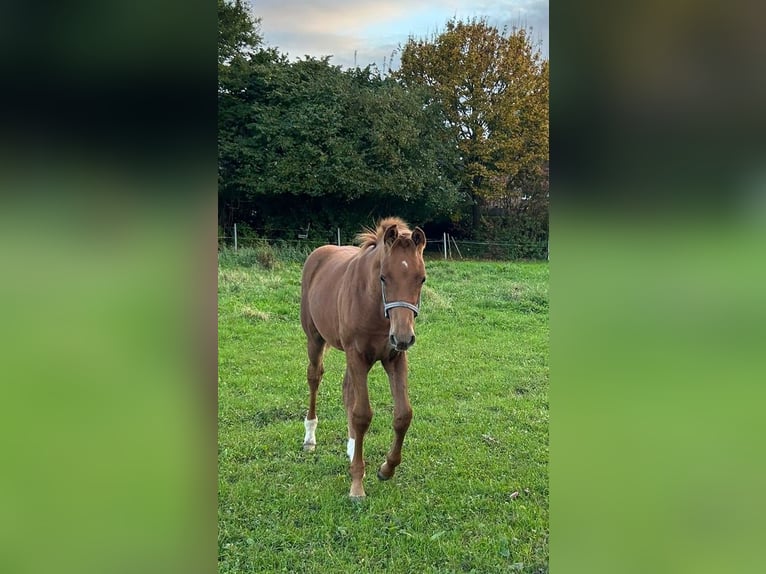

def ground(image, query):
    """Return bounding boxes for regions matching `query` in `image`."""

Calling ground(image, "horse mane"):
[356,217,412,249]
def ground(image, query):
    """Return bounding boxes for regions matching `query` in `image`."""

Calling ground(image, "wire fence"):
[218,225,548,261]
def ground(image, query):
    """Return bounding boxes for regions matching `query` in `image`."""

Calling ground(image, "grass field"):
[218,249,549,573]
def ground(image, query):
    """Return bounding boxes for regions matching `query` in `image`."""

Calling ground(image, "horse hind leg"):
[345,354,374,498]
[342,368,356,460]
[303,335,326,451]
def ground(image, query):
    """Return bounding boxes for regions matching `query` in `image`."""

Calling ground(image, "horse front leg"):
[378,351,412,481]
[346,352,373,498]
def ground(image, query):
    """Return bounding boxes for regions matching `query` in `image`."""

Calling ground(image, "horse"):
[300,217,427,498]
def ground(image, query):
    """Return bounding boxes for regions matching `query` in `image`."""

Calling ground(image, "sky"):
[251,0,548,71]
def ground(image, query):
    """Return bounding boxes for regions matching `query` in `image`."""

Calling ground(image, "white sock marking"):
[347,438,355,460]
[304,417,317,446]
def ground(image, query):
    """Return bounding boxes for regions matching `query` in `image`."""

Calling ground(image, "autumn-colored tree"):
[395,18,549,232]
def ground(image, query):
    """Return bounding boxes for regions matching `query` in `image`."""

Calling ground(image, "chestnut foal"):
[300,217,426,498]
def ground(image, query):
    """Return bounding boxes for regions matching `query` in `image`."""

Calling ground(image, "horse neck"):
[354,245,384,296]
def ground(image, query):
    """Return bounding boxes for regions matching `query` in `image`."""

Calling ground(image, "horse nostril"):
[390,333,415,350]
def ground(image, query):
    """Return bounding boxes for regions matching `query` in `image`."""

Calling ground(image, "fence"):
[219,224,548,261]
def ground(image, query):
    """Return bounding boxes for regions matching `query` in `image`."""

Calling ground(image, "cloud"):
[251,0,548,69]
[263,1,419,31]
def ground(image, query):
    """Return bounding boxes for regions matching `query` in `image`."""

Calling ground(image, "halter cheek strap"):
[381,279,421,318]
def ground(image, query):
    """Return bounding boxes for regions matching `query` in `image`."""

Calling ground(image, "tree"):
[217,4,462,235]
[219,53,461,235]
[395,18,549,234]
[218,0,263,230]
[218,0,260,66]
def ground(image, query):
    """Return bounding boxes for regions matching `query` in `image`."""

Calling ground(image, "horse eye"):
[421,277,426,284]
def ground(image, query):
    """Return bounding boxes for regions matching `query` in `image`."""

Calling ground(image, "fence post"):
[443,232,447,259]
[337,228,341,246]
[451,235,463,259]
[234,223,238,252]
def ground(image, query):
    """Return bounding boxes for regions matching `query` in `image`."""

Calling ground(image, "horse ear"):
[383,224,399,247]
[412,227,426,250]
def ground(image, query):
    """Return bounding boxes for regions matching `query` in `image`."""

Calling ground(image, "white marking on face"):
[402,260,408,269]
[304,417,317,446]
[347,438,355,460]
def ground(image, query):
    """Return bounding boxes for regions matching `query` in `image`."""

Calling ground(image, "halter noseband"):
[381,278,421,318]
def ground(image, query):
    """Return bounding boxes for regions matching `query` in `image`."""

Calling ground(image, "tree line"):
[218,0,548,257]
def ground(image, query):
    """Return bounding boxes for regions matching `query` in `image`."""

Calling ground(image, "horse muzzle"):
[389,332,416,351]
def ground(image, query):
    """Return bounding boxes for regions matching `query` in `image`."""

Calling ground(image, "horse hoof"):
[303,443,316,452]
[377,469,391,481]
[349,482,366,498]
[349,490,366,501]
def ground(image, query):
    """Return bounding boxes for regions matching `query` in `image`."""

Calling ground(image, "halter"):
[381,278,421,318]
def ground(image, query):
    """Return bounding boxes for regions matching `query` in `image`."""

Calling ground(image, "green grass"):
[218,253,549,573]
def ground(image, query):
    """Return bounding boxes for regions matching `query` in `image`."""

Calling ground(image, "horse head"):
[379,224,427,351]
